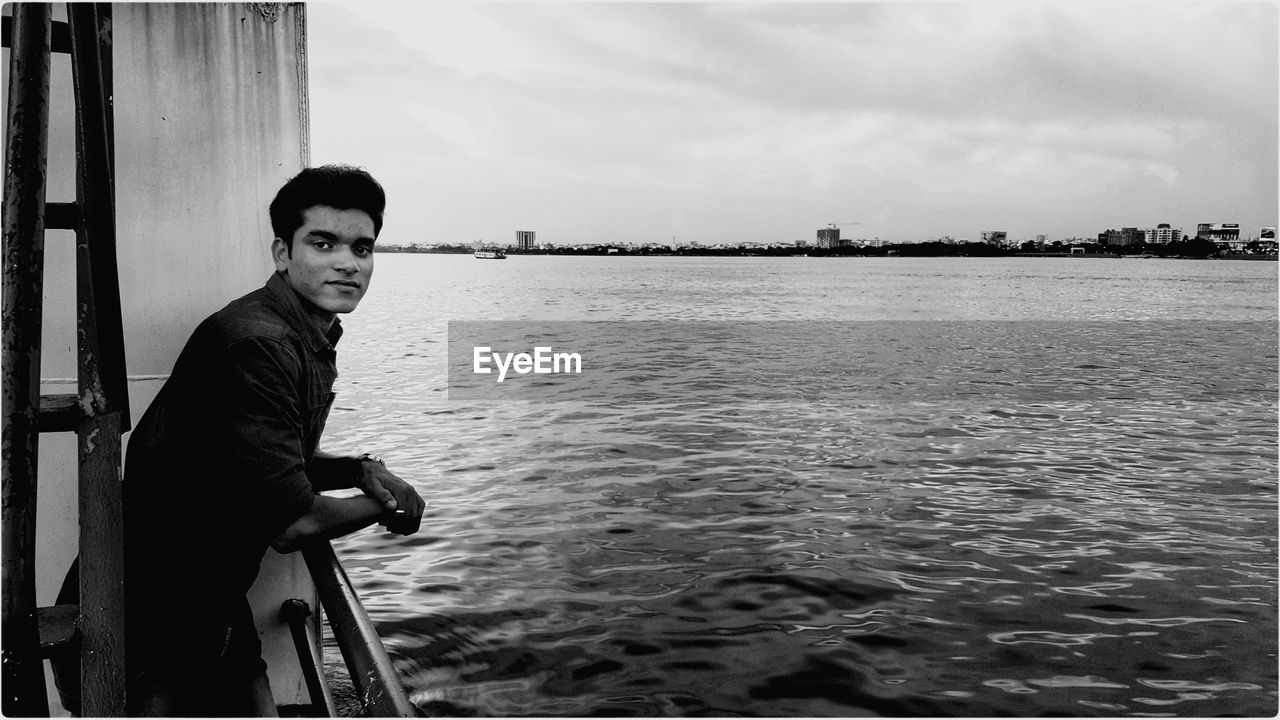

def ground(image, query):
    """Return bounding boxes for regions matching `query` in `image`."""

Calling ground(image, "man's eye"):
[354,245,373,257]
[312,240,332,250]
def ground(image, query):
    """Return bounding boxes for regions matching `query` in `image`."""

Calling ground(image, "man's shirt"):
[122,272,343,659]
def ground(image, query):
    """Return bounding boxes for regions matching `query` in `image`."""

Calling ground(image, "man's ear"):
[271,237,290,271]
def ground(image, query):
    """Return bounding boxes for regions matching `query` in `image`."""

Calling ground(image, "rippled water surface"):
[323,256,1277,716]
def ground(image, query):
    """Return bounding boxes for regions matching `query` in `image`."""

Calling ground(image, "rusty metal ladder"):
[2,4,129,716]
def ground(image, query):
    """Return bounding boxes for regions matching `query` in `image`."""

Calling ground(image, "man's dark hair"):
[270,164,386,246]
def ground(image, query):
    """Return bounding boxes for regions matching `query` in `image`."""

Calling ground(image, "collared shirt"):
[123,272,343,660]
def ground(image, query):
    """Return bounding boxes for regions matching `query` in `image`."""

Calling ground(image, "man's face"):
[272,205,375,321]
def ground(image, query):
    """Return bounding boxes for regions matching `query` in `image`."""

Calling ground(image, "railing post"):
[281,598,336,717]
[303,541,418,717]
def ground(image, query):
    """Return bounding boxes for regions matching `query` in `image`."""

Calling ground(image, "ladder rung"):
[0,16,72,54]
[45,202,82,231]
[37,604,79,658]
[38,394,81,432]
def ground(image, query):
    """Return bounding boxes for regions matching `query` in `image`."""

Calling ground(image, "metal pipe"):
[67,6,127,713]
[1,4,53,716]
[67,2,129,428]
[281,599,334,717]
[303,542,418,717]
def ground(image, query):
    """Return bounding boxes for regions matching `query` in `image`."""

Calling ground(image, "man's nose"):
[333,246,359,272]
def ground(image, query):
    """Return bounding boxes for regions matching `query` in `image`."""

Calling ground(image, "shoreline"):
[375,248,1277,261]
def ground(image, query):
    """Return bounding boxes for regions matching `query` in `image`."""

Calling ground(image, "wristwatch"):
[357,453,385,467]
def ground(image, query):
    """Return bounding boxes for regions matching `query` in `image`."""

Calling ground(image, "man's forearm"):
[271,494,387,553]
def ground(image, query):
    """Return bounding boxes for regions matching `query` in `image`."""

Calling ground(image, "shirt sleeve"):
[306,453,364,492]
[220,335,318,544]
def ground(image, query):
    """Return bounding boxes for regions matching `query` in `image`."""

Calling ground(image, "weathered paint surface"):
[3,5,55,715]
[20,3,315,711]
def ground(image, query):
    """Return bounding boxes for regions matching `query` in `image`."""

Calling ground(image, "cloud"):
[307,1,1278,244]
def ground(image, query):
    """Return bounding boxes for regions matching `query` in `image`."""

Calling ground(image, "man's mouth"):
[329,280,361,289]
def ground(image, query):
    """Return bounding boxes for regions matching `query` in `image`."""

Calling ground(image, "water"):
[322,255,1277,717]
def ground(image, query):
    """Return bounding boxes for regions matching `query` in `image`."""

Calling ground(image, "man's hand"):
[354,458,425,535]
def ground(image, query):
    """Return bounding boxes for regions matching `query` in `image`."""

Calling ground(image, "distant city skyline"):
[308,1,1277,248]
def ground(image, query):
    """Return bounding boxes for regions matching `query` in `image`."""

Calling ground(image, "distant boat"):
[474,249,506,259]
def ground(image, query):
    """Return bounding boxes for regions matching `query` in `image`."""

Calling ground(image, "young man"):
[57,165,425,716]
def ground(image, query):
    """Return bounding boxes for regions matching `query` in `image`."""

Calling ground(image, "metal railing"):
[298,541,419,717]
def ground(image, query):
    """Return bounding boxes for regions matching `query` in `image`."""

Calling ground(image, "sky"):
[306,1,1278,247]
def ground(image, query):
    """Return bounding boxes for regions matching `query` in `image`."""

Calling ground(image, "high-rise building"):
[816,227,840,249]
[1143,223,1183,245]
[516,230,536,250]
